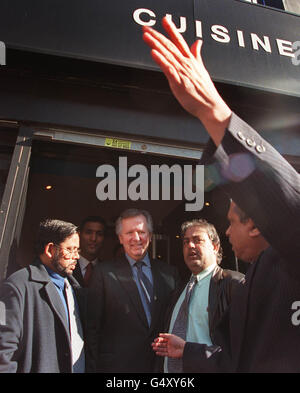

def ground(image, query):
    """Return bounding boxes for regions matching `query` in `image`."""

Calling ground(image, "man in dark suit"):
[0,219,87,373]
[73,216,106,287]
[144,18,300,372]
[163,219,244,373]
[89,208,180,373]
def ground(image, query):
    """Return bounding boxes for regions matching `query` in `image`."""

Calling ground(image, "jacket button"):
[246,138,256,147]
[237,131,246,140]
[256,144,266,153]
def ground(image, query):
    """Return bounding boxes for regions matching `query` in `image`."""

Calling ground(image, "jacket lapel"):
[208,266,223,334]
[149,260,165,332]
[114,257,149,328]
[230,261,257,369]
[29,260,70,339]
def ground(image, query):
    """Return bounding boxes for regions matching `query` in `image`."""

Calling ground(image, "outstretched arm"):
[142,16,231,147]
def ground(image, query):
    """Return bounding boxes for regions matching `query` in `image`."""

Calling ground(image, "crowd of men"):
[0,18,299,373]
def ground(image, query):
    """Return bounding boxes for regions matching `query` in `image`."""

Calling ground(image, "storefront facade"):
[0,0,299,280]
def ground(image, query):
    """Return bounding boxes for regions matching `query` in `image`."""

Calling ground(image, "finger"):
[153,336,168,343]
[162,16,191,57]
[190,40,204,65]
[152,338,168,347]
[143,26,187,70]
[151,49,181,84]
[159,333,172,339]
[154,350,167,357]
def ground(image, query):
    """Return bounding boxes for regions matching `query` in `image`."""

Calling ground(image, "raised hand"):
[142,16,232,146]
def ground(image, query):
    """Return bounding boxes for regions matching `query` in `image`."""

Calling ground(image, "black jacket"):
[183,112,300,373]
[88,256,180,373]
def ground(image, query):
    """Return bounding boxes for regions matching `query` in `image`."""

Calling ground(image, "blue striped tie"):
[135,261,153,320]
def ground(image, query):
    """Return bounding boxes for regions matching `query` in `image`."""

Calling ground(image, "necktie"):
[83,262,93,287]
[135,261,153,325]
[167,275,198,373]
[64,279,85,373]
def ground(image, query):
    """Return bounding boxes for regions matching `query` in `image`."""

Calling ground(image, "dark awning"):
[0,0,299,97]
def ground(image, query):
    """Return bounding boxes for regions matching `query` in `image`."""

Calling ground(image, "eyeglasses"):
[55,245,81,258]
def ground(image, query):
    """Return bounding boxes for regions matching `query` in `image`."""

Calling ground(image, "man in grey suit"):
[89,208,180,373]
[0,219,86,373]
[144,18,300,372]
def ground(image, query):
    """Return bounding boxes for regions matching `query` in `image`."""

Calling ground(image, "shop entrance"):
[1,124,244,280]
[13,133,240,280]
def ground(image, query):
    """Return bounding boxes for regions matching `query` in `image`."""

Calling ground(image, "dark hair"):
[34,219,78,256]
[79,216,107,233]
[181,218,223,264]
[115,209,153,235]
[232,202,250,224]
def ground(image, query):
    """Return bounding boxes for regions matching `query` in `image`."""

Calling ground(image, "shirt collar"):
[193,263,217,282]
[125,252,151,268]
[79,255,98,268]
[45,265,65,291]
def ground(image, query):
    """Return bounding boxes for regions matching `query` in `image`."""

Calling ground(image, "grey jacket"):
[0,259,87,373]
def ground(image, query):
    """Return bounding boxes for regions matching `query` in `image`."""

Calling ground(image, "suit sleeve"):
[201,112,300,262]
[0,282,23,372]
[183,113,300,372]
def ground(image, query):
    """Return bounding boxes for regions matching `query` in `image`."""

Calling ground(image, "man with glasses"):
[0,218,87,373]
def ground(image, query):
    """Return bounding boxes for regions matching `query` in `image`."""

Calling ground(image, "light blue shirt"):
[126,253,153,326]
[165,263,216,372]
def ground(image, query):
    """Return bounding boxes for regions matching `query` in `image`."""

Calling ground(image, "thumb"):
[190,39,204,63]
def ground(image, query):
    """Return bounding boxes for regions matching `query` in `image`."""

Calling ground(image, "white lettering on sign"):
[165,14,187,34]
[277,39,294,57]
[133,8,156,27]
[133,8,299,60]
[251,34,272,53]
[211,25,230,44]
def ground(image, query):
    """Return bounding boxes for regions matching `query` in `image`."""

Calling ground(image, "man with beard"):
[0,219,86,373]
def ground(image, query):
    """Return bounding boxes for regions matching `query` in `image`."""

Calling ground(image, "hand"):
[142,17,231,146]
[152,333,185,358]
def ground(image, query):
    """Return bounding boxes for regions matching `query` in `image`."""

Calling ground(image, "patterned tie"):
[167,275,198,373]
[64,279,85,373]
[83,262,93,287]
[135,261,153,324]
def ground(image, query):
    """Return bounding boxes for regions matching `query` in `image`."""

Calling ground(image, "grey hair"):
[115,208,153,235]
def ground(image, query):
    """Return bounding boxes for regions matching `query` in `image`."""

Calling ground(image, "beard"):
[51,251,69,277]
